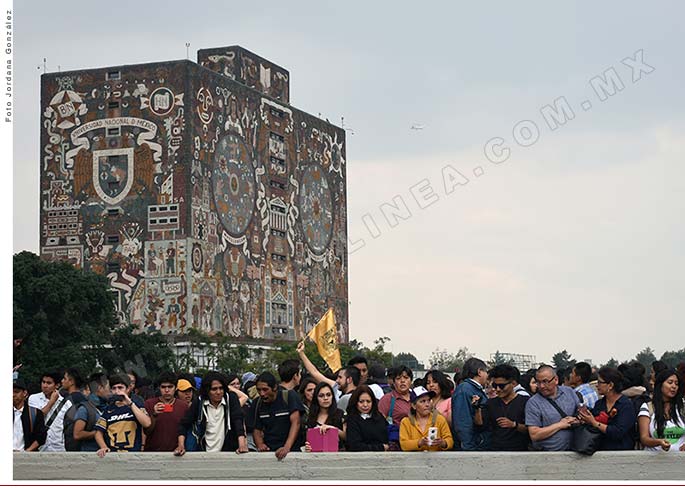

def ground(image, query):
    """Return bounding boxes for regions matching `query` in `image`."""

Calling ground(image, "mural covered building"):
[39,46,349,343]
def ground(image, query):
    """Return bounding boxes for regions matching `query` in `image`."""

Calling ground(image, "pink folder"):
[306,427,339,452]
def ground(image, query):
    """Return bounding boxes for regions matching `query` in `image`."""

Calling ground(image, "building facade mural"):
[40,46,348,343]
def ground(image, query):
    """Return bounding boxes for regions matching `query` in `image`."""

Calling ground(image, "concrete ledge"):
[13,451,685,481]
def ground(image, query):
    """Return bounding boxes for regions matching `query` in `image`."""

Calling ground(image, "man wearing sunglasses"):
[486,364,530,451]
[524,365,581,451]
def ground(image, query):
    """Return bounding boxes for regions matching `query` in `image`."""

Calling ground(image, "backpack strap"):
[387,395,396,423]
[45,397,68,428]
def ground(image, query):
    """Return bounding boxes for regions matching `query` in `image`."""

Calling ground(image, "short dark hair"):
[386,367,397,379]
[256,371,278,389]
[489,364,518,382]
[348,356,368,367]
[344,366,361,387]
[510,365,521,383]
[573,362,592,384]
[618,363,645,389]
[597,367,623,393]
[88,372,109,391]
[393,365,413,380]
[462,357,487,380]
[64,368,84,389]
[278,359,301,383]
[628,360,646,378]
[367,363,386,382]
[652,360,668,376]
[41,371,61,385]
[156,371,177,387]
[109,374,130,388]
[200,371,227,399]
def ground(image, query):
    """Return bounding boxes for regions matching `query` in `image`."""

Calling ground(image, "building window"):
[106,262,120,273]
[107,208,121,217]
[270,107,284,118]
[271,229,286,238]
[271,253,286,262]
[106,127,121,137]
[108,101,120,109]
[106,235,119,244]
[106,71,121,81]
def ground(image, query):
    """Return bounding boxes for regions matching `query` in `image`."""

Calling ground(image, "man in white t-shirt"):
[28,371,72,452]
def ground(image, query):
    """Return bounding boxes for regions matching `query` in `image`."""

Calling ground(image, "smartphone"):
[110,394,124,403]
[428,427,438,443]
[163,403,174,413]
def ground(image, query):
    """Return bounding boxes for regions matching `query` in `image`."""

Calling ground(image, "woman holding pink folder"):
[303,383,346,451]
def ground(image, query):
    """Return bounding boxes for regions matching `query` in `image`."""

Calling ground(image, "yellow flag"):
[307,308,342,373]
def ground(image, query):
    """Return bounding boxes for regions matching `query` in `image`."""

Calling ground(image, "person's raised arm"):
[296,341,335,387]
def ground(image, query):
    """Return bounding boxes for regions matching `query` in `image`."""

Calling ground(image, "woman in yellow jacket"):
[400,386,454,451]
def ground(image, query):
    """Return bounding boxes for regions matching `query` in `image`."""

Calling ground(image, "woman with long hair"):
[578,367,636,450]
[423,370,453,427]
[345,385,389,451]
[638,369,685,452]
[399,386,453,451]
[304,382,346,450]
[298,376,317,419]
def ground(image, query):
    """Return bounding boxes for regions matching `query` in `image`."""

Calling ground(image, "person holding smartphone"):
[143,371,189,452]
[400,386,453,451]
[94,374,152,457]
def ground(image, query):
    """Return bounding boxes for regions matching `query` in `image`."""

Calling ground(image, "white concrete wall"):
[14,451,685,480]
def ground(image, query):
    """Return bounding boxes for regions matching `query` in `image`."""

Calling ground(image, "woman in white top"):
[638,369,685,452]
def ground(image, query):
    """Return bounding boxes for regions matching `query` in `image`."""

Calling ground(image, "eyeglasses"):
[536,376,556,386]
[492,381,511,390]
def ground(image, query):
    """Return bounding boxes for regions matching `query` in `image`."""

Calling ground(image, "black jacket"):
[178,391,245,451]
[20,404,47,450]
[345,413,388,451]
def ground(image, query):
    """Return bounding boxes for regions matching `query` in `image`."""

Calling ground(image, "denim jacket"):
[451,378,491,450]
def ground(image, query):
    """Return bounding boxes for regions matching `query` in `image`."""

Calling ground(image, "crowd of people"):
[12,343,685,459]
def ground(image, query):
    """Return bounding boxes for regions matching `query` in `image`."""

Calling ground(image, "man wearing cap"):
[399,386,453,451]
[13,379,47,451]
[176,378,196,406]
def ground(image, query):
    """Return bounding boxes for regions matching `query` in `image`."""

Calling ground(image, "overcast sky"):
[12,1,685,367]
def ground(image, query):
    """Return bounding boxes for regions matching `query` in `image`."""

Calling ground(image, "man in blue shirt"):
[452,357,491,450]
[525,365,581,451]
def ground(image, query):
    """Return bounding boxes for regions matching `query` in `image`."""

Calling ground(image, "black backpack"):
[63,397,98,452]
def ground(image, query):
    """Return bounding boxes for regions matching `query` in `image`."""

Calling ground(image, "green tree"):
[551,350,574,370]
[491,350,508,366]
[635,347,657,370]
[393,352,422,370]
[100,325,176,380]
[428,347,470,372]
[659,348,685,368]
[602,357,619,368]
[13,251,117,382]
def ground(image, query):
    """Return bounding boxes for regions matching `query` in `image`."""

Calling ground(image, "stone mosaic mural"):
[40,47,348,342]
